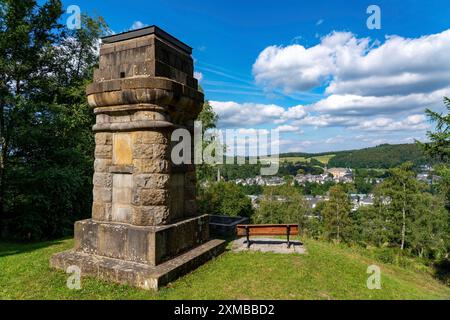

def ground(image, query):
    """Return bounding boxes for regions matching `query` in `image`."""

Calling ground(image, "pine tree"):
[322,185,352,243]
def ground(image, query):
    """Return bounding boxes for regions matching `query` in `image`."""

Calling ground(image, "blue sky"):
[62,0,450,153]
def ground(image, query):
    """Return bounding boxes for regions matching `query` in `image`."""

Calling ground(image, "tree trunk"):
[336,202,340,243]
[400,182,406,250]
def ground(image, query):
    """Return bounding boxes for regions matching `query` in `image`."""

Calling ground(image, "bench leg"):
[246,229,251,248]
[287,233,290,248]
[287,226,291,248]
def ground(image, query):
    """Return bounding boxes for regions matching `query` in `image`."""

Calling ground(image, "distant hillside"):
[280,143,428,169]
[327,143,428,168]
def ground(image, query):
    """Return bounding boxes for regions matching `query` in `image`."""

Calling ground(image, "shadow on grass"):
[214,233,304,252]
[0,238,67,258]
[433,259,450,286]
[245,239,302,246]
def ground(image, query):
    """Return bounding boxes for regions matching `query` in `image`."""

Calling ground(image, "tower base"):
[50,216,226,290]
[50,238,226,290]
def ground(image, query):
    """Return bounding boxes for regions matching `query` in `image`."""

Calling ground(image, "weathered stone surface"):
[72,216,210,265]
[86,78,204,111]
[94,158,112,173]
[132,188,169,206]
[132,205,170,225]
[95,132,113,145]
[92,202,112,221]
[95,145,113,159]
[132,131,169,145]
[111,174,133,223]
[133,159,170,173]
[132,111,168,122]
[132,206,157,225]
[109,165,133,174]
[184,185,196,199]
[93,187,112,203]
[132,143,169,160]
[93,172,113,188]
[134,173,170,189]
[51,26,221,291]
[184,199,197,217]
[50,238,226,290]
[113,133,132,165]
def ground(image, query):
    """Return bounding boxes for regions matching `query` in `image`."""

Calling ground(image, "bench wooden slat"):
[236,224,299,236]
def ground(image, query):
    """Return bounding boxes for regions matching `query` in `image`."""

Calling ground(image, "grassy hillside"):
[280,154,335,165]
[1,238,448,300]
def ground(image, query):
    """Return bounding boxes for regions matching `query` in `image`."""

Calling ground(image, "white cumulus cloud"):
[130,21,147,30]
[194,71,203,82]
[253,30,450,97]
[210,101,307,127]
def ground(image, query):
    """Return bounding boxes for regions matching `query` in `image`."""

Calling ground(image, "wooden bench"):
[236,224,299,248]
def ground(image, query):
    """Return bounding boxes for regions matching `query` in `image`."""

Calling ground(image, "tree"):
[254,185,309,230]
[0,0,63,232]
[381,162,420,250]
[198,181,253,218]
[419,97,450,257]
[354,169,375,194]
[356,163,449,258]
[322,185,352,243]
[408,192,447,258]
[195,93,220,182]
[0,0,108,239]
[354,184,391,247]
[420,97,450,162]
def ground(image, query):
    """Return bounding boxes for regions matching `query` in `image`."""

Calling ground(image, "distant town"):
[233,164,438,212]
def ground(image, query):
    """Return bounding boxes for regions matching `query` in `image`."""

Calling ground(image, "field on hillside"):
[0,238,448,300]
[280,154,335,165]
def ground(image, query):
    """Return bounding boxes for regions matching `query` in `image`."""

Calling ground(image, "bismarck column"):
[50,26,226,290]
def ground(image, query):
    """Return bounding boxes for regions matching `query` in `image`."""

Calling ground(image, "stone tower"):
[50,26,225,290]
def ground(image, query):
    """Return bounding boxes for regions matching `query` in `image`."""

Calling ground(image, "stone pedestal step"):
[50,238,226,290]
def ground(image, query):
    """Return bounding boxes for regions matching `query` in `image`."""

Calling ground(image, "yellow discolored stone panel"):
[113,133,133,165]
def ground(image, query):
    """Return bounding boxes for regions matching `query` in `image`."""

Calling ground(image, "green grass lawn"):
[0,238,449,300]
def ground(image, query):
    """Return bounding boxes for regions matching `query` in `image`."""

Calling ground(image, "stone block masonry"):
[50,25,225,290]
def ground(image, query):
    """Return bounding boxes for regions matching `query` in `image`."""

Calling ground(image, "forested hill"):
[280,143,428,169]
[327,144,427,168]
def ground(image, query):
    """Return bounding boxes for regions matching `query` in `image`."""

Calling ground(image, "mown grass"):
[0,238,449,300]
[311,154,335,165]
[280,155,335,165]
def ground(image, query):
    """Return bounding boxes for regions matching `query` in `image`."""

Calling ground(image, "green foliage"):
[299,180,335,196]
[321,185,352,243]
[254,185,309,229]
[419,97,450,257]
[382,162,428,250]
[278,161,324,176]
[218,162,262,181]
[198,181,253,217]
[0,0,108,240]
[196,95,218,133]
[236,183,263,195]
[352,189,390,247]
[195,98,221,182]
[328,144,427,169]
[355,163,448,259]
[420,97,450,162]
